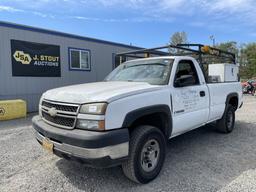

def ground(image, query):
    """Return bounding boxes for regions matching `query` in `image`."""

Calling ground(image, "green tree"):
[215,41,256,79]
[240,43,256,79]
[216,41,239,56]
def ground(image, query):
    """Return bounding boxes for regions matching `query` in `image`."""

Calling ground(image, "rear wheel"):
[122,126,166,184]
[216,104,235,133]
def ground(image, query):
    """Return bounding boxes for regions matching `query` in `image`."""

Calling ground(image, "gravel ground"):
[0,96,256,192]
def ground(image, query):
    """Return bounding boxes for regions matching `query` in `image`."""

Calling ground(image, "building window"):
[69,48,91,71]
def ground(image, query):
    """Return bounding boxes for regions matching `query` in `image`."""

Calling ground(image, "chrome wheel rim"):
[140,139,160,172]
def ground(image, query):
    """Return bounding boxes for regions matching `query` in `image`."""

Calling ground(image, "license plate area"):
[42,138,53,152]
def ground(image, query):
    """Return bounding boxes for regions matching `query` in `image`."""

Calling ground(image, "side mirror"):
[174,75,195,87]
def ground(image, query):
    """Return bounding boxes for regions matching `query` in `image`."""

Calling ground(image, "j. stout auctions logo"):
[13,51,32,64]
[13,50,60,67]
[11,40,61,77]
[0,107,5,116]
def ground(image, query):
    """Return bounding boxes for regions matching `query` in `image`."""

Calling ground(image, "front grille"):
[42,111,75,128]
[42,101,78,113]
[41,100,79,129]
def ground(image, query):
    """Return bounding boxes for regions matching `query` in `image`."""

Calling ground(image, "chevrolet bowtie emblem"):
[48,107,57,117]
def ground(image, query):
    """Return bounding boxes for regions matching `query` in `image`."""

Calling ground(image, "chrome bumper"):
[35,131,129,160]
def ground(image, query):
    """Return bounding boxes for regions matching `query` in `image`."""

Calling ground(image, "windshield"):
[105,59,173,85]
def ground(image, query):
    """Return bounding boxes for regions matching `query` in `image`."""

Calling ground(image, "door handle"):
[200,91,205,97]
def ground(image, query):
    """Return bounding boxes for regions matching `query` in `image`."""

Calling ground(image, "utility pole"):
[209,35,215,47]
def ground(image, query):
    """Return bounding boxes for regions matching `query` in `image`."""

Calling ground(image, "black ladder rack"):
[115,44,236,67]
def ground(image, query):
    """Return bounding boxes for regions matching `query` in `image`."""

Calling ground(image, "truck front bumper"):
[32,115,129,168]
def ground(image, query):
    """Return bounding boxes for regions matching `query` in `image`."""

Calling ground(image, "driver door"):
[171,59,209,136]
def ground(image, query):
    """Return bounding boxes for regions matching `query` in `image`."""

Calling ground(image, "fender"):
[122,105,172,138]
[226,92,239,109]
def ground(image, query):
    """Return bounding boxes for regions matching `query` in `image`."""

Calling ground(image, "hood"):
[43,81,162,104]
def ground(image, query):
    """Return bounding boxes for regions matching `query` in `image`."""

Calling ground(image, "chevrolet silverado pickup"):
[32,45,242,184]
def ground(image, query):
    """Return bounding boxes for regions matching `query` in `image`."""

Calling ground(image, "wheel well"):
[228,96,238,110]
[128,112,171,138]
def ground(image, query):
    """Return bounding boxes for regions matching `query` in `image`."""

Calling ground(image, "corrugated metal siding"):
[0,25,137,112]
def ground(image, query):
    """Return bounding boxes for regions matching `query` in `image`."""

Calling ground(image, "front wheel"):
[216,104,235,133]
[122,126,166,184]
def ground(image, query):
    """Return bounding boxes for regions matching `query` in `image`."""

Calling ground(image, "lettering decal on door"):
[173,89,200,113]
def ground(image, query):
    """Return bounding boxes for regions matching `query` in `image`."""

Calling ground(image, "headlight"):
[76,119,105,131]
[79,103,107,115]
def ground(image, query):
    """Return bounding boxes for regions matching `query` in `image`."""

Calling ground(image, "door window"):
[174,60,199,87]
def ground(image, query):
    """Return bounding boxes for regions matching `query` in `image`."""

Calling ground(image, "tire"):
[122,125,166,184]
[216,104,235,133]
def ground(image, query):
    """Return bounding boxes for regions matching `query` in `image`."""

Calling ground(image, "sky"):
[0,0,255,48]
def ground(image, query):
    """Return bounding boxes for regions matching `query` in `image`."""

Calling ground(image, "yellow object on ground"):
[0,100,27,121]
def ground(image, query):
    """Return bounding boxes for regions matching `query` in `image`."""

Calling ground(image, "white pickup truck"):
[32,46,242,184]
